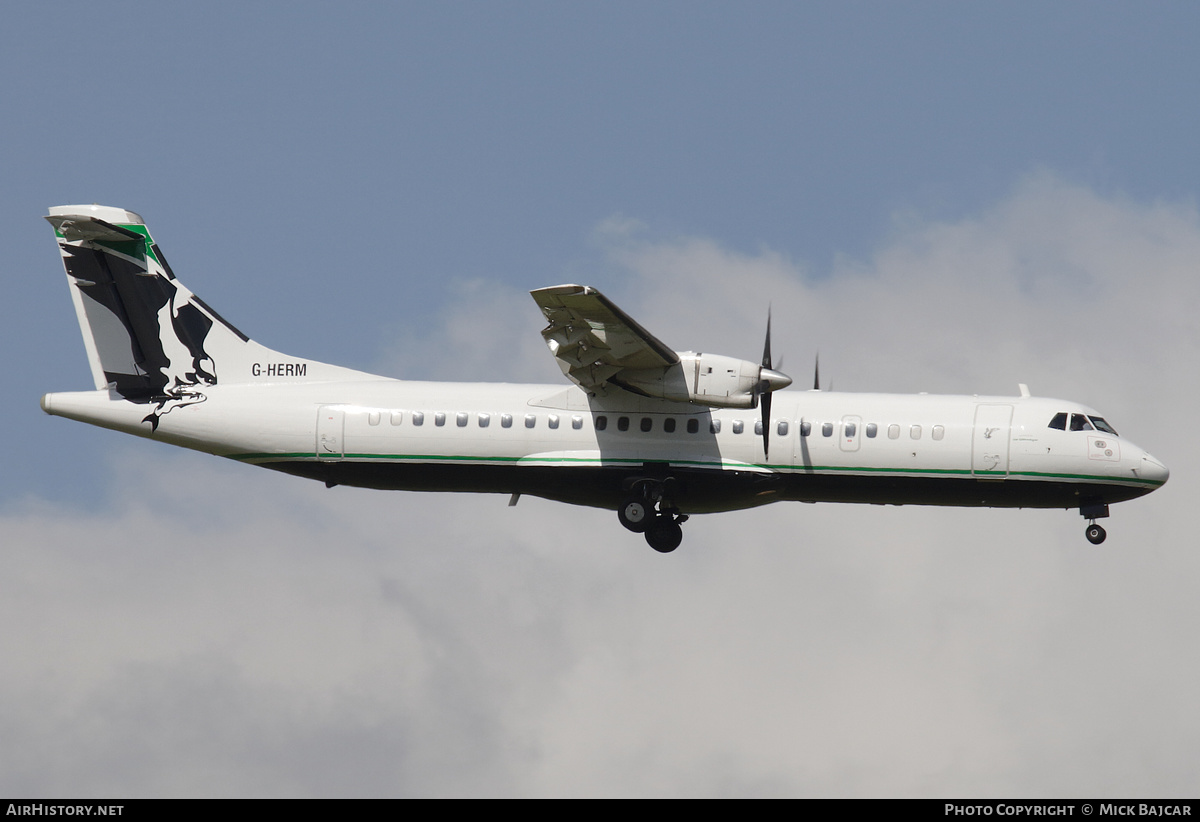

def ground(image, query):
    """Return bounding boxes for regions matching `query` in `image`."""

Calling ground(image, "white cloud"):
[3,175,1195,797]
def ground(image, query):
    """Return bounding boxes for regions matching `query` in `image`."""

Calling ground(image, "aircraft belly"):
[257,459,782,513]
[254,453,1153,515]
[775,470,1151,508]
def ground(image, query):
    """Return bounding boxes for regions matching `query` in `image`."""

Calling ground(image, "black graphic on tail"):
[48,209,243,430]
[48,205,376,424]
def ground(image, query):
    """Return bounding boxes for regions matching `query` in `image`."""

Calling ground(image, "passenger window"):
[456,412,468,427]
[412,411,424,426]
[640,417,653,433]
[1048,412,1068,430]
[844,422,856,438]
[501,414,512,428]
[822,422,833,437]
[618,416,630,432]
[548,415,560,430]
[754,420,763,436]
[687,418,699,434]
[478,413,489,428]
[572,416,583,430]
[865,423,877,438]
[664,418,676,433]
[801,421,811,437]
[777,420,788,436]
[435,412,446,427]
[710,419,722,434]
[595,415,608,431]
[910,425,922,439]
[368,411,380,426]
[732,420,744,434]
[524,414,536,429]
[888,424,900,439]
[932,425,944,441]
[1070,414,1094,432]
[390,411,403,426]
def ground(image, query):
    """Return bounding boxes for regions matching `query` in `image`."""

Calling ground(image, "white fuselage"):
[41,379,1169,515]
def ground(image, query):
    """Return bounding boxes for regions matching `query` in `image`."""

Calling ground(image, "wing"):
[530,284,679,395]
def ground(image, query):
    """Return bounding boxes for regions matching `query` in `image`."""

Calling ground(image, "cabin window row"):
[595,416,705,434]
[793,421,945,441]
[367,411,584,430]
[365,411,946,441]
[593,417,944,440]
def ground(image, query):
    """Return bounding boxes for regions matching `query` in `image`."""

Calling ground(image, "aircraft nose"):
[1139,452,1170,487]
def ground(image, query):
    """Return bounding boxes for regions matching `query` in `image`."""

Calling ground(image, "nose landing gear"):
[618,478,689,553]
[1081,501,1109,545]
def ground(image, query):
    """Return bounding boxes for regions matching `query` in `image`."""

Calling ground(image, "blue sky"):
[2,2,1197,797]
[8,1,1199,501]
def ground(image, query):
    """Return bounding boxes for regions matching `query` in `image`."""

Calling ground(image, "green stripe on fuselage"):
[222,452,1163,488]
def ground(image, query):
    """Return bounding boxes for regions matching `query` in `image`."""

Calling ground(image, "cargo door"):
[316,406,344,459]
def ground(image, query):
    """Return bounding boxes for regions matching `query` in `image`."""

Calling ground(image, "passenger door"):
[972,404,1012,477]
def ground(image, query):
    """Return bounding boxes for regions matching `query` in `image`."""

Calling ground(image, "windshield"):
[1048,412,1119,436]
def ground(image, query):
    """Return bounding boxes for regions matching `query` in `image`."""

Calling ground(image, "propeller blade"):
[757,307,790,458]
[813,352,820,391]
[761,386,772,459]
[762,308,773,369]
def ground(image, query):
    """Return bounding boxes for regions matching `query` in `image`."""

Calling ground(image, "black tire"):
[645,517,684,553]
[1085,523,1107,545]
[618,498,652,533]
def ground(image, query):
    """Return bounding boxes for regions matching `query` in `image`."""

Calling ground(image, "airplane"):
[40,204,1169,553]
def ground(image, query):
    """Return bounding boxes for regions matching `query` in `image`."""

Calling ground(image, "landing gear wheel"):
[1086,523,1107,545]
[645,516,684,553]
[618,498,652,533]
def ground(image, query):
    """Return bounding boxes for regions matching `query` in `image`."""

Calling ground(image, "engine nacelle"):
[613,352,771,409]
[681,352,765,408]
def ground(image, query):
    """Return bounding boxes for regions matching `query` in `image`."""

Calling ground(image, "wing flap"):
[531,285,679,394]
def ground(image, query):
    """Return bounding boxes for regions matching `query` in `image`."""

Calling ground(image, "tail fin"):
[46,205,376,428]
[47,205,248,401]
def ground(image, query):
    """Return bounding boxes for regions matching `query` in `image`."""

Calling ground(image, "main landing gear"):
[1081,501,1109,545]
[618,478,689,553]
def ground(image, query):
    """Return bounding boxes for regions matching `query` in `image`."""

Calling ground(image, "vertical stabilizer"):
[47,205,244,400]
[46,205,378,430]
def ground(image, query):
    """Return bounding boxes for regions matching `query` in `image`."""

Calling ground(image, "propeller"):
[754,308,793,459]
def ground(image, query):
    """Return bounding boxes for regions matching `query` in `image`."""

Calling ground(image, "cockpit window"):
[1051,411,1117,435]
[1070,414,1094,432]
